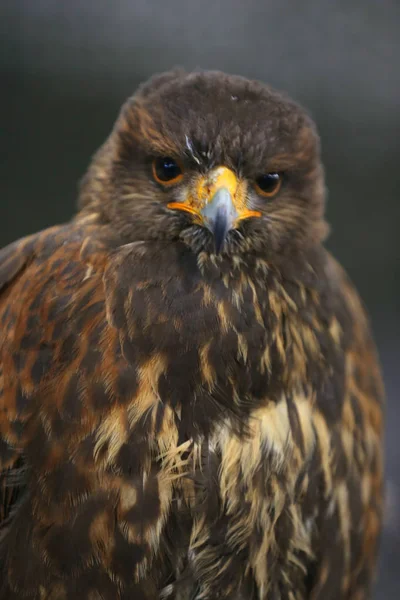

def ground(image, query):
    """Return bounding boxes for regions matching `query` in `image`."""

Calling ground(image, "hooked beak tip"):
[201,188,238,254]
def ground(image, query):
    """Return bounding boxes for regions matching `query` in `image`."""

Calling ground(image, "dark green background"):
[1,1,399,596]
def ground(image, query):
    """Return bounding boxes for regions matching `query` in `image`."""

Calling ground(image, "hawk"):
[0,70,384,599]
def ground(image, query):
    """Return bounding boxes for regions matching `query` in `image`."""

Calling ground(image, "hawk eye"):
[254,173,282,198]
[152,157,183,185]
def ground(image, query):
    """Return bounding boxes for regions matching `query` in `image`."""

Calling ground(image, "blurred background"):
[1,0,399,596]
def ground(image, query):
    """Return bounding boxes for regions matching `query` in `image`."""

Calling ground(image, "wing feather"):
[0,233,43,527]
[308,255,384,599]
[0,224,173,598]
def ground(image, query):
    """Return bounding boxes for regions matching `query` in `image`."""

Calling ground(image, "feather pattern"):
[0,70,383,599]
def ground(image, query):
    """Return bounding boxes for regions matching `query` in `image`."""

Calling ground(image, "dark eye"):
[152,157,183,185]
[254,173,282,197]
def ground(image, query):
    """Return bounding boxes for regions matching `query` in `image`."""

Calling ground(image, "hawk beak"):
[167,166,261,253]
[201,187,238,254]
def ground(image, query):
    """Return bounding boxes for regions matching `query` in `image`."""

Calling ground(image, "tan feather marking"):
[329,317,342,345]
[336,481,351,583]
[189,514,209,552]
[287,504,313,565]
[260,344,271,375]
[152,404,179,457]
[255,257,269,275]
[313,411,333,495]
[199,341,216,388]
[277,283,298,313]
[83,264,94,281]
[252,527,270,597]
[212,392,316,592]
[116,406,179,556]
[118,481,138,514]
[116,380,179,554]
[127,354,167,427]
[231,255,242,269]
[158,438,192,472]
[201,283,213,307]
[125,289,136,339]
[149,468,175,551]
[157,432,196,538]
[231,287,243,310]
[219,393,316,499]
[94,407,128,465]
[268,290,285,360]
[217,301,230,333]
[301,323,320,355]
[236,333,248,363]
[287,324,308,382]
[247,278,264,326]
[293,390,317,458]
[256,399,293,465]
[119,470,175,565]
[222,273,230,288]
[217,402,289,505]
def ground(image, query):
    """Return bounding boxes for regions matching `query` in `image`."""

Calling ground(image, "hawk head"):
[79,70,328,260]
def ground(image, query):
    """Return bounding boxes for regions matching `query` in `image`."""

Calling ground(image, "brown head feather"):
[79,69,328,260]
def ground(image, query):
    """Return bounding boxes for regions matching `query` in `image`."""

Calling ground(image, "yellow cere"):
[168,167,261,223]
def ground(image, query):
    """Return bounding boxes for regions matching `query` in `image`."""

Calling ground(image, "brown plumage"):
[0,70,383,599]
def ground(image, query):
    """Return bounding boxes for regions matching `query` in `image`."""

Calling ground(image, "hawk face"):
[80,70,328,260]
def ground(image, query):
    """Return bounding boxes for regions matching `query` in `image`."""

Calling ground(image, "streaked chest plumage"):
[98,241,336,596]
